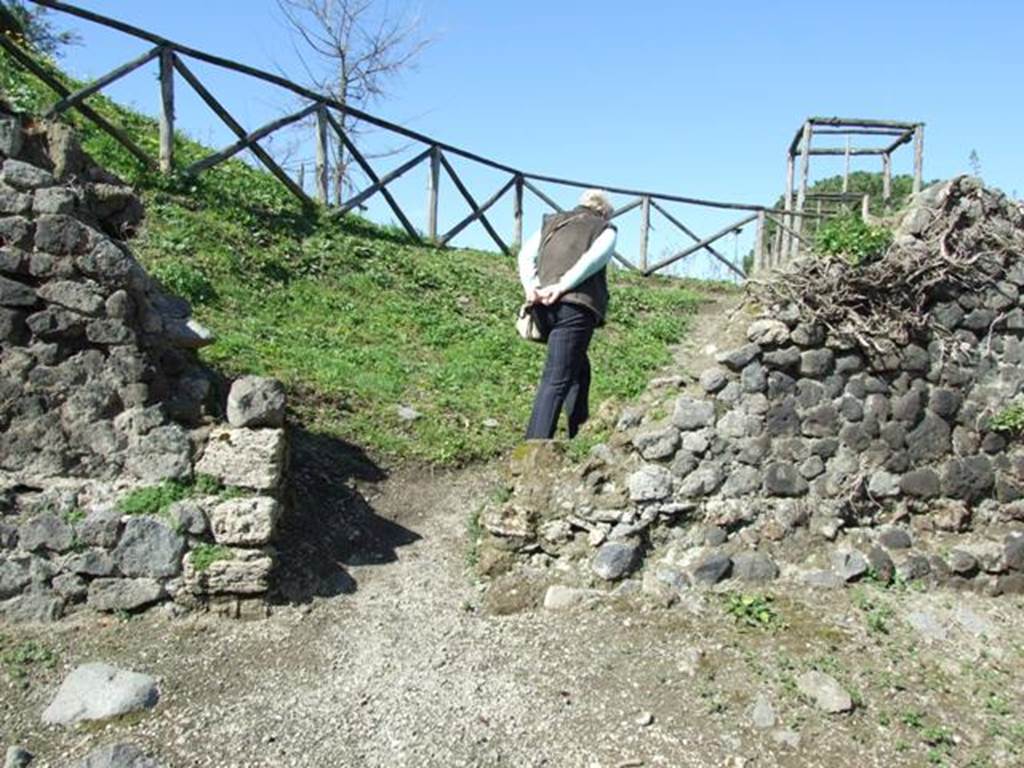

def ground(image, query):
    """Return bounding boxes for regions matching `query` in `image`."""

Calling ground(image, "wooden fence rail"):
[8,0,898,280]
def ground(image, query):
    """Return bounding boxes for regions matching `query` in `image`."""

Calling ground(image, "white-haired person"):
[518,188,618,439]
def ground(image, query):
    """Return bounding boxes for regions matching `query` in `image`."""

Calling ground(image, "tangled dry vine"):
[746,177,1024,358]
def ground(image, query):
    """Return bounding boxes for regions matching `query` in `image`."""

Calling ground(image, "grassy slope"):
[1,47,726,464]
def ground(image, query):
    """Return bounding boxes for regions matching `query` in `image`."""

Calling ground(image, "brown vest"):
[537,207,614,324]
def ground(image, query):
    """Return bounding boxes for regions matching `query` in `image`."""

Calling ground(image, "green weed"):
[989,399,1024,435]
[724,593,780,629]
[0,635,57,683]
[814,215,892,266]
[189,543,234,572]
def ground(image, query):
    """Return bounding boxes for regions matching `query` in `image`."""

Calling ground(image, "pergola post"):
[792,121,812,259]
[882,152,892,203]
[781,151,795,264]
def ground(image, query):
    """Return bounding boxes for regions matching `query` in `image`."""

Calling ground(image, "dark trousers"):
[525,302,596,439]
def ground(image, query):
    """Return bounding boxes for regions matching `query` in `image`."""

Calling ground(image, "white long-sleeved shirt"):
[517,226,617,294]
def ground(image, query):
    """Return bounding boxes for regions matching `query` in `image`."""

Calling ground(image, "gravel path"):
[5,462,1024,767]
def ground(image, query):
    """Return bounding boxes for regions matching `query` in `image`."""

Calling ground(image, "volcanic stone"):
[692,553,732,584]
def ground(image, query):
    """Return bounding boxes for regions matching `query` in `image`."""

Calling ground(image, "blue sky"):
[41,0,1023,278]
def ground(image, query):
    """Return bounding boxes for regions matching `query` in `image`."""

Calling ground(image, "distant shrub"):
[814,215,892,266]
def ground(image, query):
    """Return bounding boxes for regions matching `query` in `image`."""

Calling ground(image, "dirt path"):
[4,461,1023,768]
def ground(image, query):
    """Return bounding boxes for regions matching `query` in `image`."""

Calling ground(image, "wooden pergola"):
[769,117,924,267]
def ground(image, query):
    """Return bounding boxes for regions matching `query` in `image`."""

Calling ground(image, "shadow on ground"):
[271,425,421,603]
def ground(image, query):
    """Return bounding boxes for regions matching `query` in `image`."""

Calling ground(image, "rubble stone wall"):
[0,109,289,622]
[480,178,1024,599]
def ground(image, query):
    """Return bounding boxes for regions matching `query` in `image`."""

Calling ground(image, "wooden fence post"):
[513,174,523,250]
[638,195,650,272]
[427,145,440,243]
[158,47,174,173]
[913,124,924,194]
[315,106,328,204]
[861,194,870,219]
[754,209,766,273]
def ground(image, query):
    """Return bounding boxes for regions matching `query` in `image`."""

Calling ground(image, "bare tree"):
[276,0,430,204]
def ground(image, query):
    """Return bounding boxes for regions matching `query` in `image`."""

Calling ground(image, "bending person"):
[518,188,617,439]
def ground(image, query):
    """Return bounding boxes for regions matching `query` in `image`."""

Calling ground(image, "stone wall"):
[480,178,1024,599]
[0,109,289,621]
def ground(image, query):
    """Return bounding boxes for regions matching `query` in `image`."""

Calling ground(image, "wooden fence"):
[5,1,899,281]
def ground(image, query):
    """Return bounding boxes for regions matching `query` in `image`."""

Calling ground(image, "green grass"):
[116,474,233,517]
[0,635,57,684]
[189,543,234,572]
[1,45,718,464]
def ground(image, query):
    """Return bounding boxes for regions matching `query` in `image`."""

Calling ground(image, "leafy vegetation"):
[724,593,780,629]
[189,543,234,572]
[0,634,57,686]
[989,399,1024,435]
[814,214,893,265]
[116,474,231,517]
[0,45,715,465]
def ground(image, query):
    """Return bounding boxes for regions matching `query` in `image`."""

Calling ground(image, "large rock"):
[632,424,680,460]
[36,279,104,315]
[209,496,280,546]
[627,464,673,502]
[87,578,165,612]
[0,275,35,307]
[832,550,868,582]
[1,159,54,190]
[17,512,74,552]
[797,671,853,713]
[124,425,192,482]
[0,592,64,623]
[68,743,163,768]
[42,663,159,726]
[78,506,123,548]
[692,553,732,584]
[763,463,808,496]
[732,551,779,582]
[195,427,286,490]
[671,397,715,431]
[113,517,185,579]
[226,376,286,428]
[183,548,273,595]
[0,555,31,599]
[543,585,601,610]
[747,319,789,346]
[591,541,641,581]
